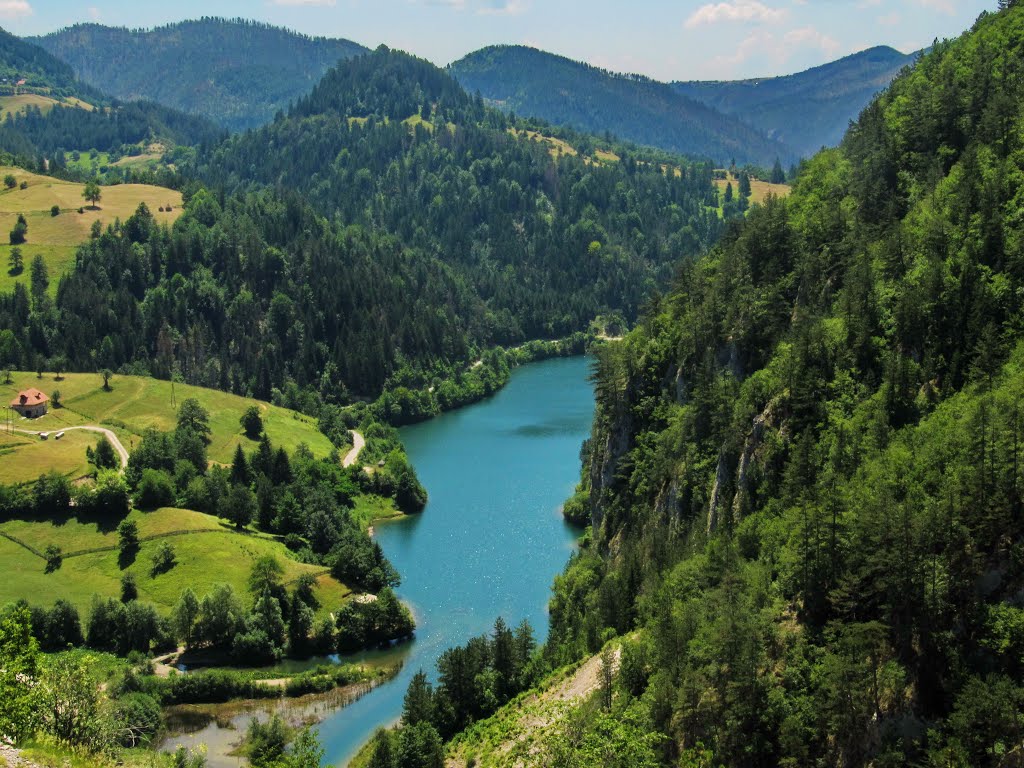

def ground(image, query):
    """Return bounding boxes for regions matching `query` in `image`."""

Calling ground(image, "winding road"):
[342,430,365,468]
[13,425,129,470]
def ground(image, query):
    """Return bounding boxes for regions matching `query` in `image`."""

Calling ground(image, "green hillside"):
[359,5,1024,767]
[0,47,724,402]
[0,506,348,619]
[0,165,183,299]
[532,5,1024,766]
[32,19,369,131]
[2,370,333,468]
[449,45,796,166]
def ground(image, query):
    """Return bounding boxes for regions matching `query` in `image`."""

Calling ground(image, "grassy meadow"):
[2,371,334,470]
[0,93,95,119]
[714,170,791,206]
[508,128,621,165]
[64,143,169,176]
[0,506,349,619]
[0,166,182,297]
[0,428,95,484]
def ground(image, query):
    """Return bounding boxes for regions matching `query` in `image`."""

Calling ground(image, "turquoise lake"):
[316,355,595,765]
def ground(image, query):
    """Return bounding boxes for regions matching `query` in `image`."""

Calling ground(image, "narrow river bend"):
[317,355,595,765]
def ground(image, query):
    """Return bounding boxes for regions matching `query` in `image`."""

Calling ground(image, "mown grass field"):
[64,143,168,175]
[0,506,350,619]
[0,93,95,119]
[508,128,620,165]
[2,371,334,468]
[0,428,95,484]
[714,170,791,206]
[0,166,182,297]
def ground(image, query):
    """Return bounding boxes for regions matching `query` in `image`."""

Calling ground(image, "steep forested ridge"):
[32,19,369,131]
[449,45,796,166]
[528,6,1024,766]
[674,45,916,158]
[0,47,721,405]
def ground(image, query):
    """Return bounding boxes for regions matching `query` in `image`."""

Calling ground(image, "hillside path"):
[343,430,365,468]
[13,425,129,469]
[445,647,621,768]
[0,745,43,768]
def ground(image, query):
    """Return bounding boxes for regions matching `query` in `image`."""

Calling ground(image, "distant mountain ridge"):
[31,18,369,131]
[449,45,796,167]
[673,45,918,157]
[450,44,916,164]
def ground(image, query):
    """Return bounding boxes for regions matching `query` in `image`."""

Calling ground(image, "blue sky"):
[2,0,995,81]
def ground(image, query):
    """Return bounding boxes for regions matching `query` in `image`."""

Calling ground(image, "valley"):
[0,3,1019,768]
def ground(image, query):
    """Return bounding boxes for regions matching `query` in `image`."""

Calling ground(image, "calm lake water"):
[317,355,595,765]
[159,356,595,766]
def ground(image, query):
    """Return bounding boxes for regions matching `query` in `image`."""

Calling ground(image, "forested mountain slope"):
[674,45,916,157]
[518,5,1024,766]
[32,19,369,131]
[0,31,222,185]
[449,45,796,166]
[0,25,102,101]
[0,47,722,408]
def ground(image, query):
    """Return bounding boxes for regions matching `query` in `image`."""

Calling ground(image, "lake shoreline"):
[318,356,596,766]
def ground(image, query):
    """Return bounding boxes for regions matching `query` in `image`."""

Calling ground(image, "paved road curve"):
[342,429,365,468]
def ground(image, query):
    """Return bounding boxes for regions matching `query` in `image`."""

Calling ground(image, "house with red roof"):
[9,388,48,418]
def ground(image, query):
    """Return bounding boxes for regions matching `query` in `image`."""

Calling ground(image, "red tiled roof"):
[9,388,48,408]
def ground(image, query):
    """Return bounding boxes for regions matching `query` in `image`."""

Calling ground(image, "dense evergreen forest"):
[0,47,722,405]
[1,100,224,158]
[32,19,369,132]
[449,45,796,167]
[516,5,1024,766]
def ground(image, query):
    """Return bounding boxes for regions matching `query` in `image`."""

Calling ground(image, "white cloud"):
[0,0,31,19]
[784,25,841,56]
[685,1,787,30]
[878,11,901,25]
[88,6,100,20]
[696,21,844,79]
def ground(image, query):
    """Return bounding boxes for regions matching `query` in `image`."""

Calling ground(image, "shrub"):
[150,541,176,577]
[43,544,62,572]
[9,213,27,244]
[117,519,140,555]
[241,405,263,439]
[135,468,176,509]
[3,174,15,189]
[112,692,162,746]
[50,205,60,217]
[121,572,138,602]
[231,628,280,665]
[155,669,279,704]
